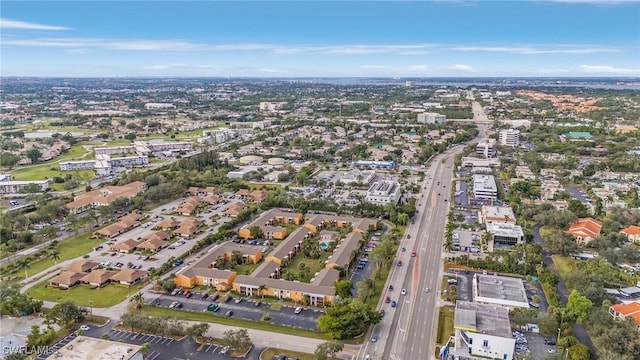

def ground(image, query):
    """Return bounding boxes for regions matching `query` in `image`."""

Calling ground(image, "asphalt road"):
[358,103,488,360]
[532,224,597,356]
[152,294,322,331]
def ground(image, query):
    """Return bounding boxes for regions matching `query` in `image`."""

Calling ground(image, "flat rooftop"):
[46,336,141,360]
[474,273,528,304]
[454,301,512,338]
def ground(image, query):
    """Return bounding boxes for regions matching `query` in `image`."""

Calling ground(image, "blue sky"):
[1,1,639,77]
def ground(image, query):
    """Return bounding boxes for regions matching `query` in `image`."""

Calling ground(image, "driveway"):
[532,224,596,355]
[151,294,322,331]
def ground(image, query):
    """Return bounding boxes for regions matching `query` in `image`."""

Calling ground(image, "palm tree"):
[139,343,151,359]
[49,248,61,266]
[130,292,144,310]
[258,284,266,299]
[16,258,31,280]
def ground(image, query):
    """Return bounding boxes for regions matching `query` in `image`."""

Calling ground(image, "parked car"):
[210,294,220,301]
[225,310,233,317]
[207,304,220,312]
[80,324,91,331]
[294,307,302,314]
[234,298,242,304]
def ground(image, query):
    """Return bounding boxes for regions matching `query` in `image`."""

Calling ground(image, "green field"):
[142,305,328,340]
[286,254,329,283]
[260,348,315,360]
[7,232,105,279]
[551,255,576,281]
[27,281,145,308]
[10,163,95,182]
[436,306,454,345]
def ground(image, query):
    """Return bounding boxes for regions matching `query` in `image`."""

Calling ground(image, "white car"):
[425,288,430,293]
[294,307,302,314]
[80,325,91,331]
[401,288,407,295]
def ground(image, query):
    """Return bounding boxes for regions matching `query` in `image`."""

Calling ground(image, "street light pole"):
[556,327,561,345]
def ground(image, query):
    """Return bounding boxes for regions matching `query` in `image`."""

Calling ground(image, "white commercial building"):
[486,222,525,248]
[453,301,516,360]
[417,112,446,124]
[340,170,376,185]
[480,205,516,224]
[0,179,49,194]
[472,273,529,309]
[472,175,498,200]
[366,179,401,205]
[475,139,497,158]
[259,102,287,112]
[94,146,136,156]
[45,336,143,360]
[498,129,520,147]
[461,157,501,168]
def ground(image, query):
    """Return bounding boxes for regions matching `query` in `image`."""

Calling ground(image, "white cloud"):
[448,64,474,72]
[2,38,206,51]
[450,45,619,54]
[258,68,286,73]
[0,18,70,31]
[534,68,571,74]
[360,65,387,70]
[580,65,640,74]
[407,65,429,73]
[143,63,219,71]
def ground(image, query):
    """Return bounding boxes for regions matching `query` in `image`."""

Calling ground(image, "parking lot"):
[151,294,323,331]
[76,321,265,360]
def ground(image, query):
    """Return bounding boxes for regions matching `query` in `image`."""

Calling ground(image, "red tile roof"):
[621,225,640,236]
[566,217,602,240]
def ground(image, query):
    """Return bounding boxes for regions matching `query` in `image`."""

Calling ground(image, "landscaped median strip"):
[141,305,329,340]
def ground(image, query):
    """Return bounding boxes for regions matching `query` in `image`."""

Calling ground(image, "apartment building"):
[65,181,147,214]
[0,179,49,194]
[59,160,96,171]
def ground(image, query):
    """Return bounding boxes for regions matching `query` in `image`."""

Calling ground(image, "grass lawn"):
[539,226,554,238]
[105,139,134,146]
[286,254,329,283]
[10,163,94,182]
[552,255,576,281]
[142,305,328,340]
[364,265,391,309]
[436,306,454,345]
[11,232,105,278]
[234,262,261,276]
[260,348,315,360]
[28,281,146,308]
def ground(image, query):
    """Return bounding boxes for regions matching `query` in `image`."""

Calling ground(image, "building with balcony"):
[498,129,520,147]
[472,175,498,201]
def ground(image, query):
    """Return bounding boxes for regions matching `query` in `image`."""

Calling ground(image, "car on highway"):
[388,285,394,291]
[380,309,385,317]
[425,288,430,293]
[397,260,403,267]
[385,296,391,303]
[411,250,416,257]
[370,335,378,343]
[401,288,407,295]
[391,300,397,308]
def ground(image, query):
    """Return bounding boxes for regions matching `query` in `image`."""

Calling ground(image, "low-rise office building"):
[453,301,516,360]
[472,273,529,309]
[45,336,143,360]
[498,129,520,147]
[475,139,497,158]
[417,112,446,124]
[472,175,498,200]
[485,222,525,249]
[480,206,516,224]
[461,157,501,168]
[366,179,401,205]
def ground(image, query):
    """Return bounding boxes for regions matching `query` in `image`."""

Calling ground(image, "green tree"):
[139,342,151,358]
[25,148,42,163]
[318,299,382,339]
[46,301,85,328]
[15,258,30,279]
[185,323,209,342]
[568,343,591,360]
[333,280,353,299]
[314,341,344,360]
[566,290,592,324]
[221,328,252,352]
[130,292,144,310]
[249,225,263,239]
[48,248,61,266]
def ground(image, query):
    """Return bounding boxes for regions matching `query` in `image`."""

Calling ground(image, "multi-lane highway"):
[358,101,488,360]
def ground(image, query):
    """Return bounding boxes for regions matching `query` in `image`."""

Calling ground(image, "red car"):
[385,296,391,303]
[411,250,416,257]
